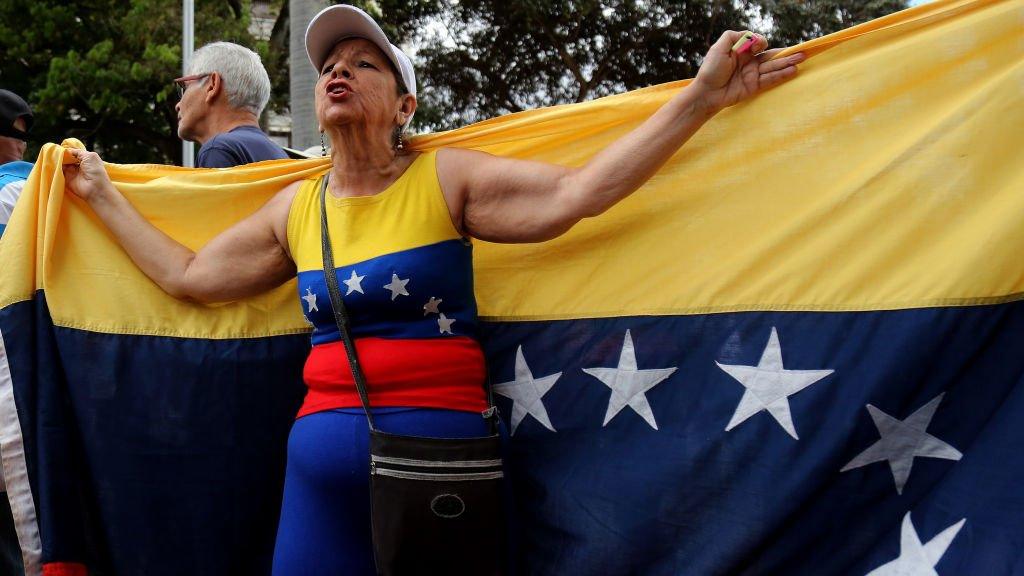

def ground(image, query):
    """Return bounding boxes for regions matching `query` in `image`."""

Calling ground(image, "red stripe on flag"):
[43,563,89,576]
[298,336,488,417]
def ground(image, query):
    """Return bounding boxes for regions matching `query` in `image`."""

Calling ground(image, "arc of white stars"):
[383,273,410,300]
[438,313,455,335]
[301,287,318,313]
[715,327,834,440]
[582,330,676,430]
[493,346,562,434]
[423,297,442,315]
[343,270,365,295]
[866,512,966,576]
[841,393,962,494]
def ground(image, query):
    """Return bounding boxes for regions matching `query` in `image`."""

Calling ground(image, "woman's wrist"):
[86,181,122,209]
[664,84,718,130]
[685,82,722,120]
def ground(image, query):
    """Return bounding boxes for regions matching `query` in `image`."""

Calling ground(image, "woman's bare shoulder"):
[277,179,305,202]
[264,179,307,217]
[262,179,310,259]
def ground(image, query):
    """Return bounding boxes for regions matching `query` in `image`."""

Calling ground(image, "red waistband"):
[298,336,489,418]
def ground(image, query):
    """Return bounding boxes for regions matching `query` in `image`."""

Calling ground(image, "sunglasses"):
[173,73,210,98]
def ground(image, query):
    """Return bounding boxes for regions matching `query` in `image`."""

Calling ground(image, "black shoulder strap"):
[319,174,377,431]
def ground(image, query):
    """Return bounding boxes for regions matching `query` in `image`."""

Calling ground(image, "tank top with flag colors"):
[287,151,488,418]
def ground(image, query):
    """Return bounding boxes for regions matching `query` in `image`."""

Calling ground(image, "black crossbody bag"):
[318,175,506,576]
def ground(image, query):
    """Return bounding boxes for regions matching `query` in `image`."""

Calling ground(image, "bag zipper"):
[370,454,504,481]
[373,468,504,481]
[372,455,502,468]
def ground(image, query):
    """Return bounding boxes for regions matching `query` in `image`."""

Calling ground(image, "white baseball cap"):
[304,4,417,100]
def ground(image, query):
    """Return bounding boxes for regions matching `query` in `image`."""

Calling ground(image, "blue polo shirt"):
[196,125,287,168]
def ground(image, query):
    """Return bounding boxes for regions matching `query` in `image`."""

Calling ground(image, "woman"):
[63,5,805,573]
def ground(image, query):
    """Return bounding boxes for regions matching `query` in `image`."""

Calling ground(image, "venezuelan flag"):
[0,0,1021,574]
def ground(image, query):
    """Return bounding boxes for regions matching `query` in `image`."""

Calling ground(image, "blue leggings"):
[271,407,490,576]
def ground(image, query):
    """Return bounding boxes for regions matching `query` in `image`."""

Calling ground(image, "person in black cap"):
[0,88,34,239]
[0,87,32,576]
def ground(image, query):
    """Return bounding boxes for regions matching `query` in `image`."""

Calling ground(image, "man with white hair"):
[174,42,287,168]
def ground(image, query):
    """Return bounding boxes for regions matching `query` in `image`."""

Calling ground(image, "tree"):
[0,0,266,164]
[0,0,909,161]
[410,0,909,131]
[756,0,909,46]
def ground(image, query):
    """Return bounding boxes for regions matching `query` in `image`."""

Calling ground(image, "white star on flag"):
[437,313,456,335]
[583,330,676,430]
[423,297,442,315]
[493,346,562,434]
[841,393,962,494]
[343,270,365,295]
[715,327,833,440]
[383,273,410,300]
[866,512,966,576]
[301,287,318,313]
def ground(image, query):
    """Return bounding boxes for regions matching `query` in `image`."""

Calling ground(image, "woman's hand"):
[693,31,806,115]
[63,148,116,203]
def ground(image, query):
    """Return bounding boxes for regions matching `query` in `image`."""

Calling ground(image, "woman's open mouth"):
[326,79,353,99]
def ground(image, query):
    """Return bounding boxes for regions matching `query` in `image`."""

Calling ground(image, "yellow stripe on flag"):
[0,0,1020,336]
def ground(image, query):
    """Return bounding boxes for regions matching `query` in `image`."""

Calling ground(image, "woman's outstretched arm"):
[437,31,805,243]
[63,148,298,302]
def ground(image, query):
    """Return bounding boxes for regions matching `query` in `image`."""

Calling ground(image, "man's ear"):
[204,72,223,104]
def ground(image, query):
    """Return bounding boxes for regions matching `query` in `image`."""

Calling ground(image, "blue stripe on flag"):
[481,301,1024,575]
[0,294,310,575]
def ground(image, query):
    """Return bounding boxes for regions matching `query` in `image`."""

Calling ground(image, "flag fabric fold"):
[0,0,1021,574]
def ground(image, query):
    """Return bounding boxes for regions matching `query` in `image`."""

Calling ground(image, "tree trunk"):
[289,0,330,152]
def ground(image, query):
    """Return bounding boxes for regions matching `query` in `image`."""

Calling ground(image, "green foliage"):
[413,1,745,130]
[407,0,908,132]
[0,0,264,164]
[0,0,908,161]
[352,0,445,40]
[756,0,910,46]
